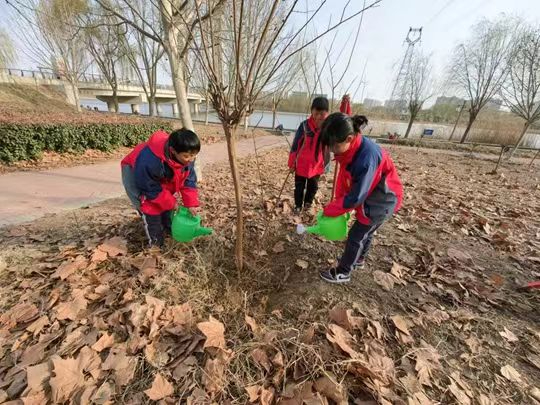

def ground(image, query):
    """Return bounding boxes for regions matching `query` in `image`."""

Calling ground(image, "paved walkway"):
[0,135,291,226]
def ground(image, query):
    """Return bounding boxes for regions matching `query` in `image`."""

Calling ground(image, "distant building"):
[291,91,328,99]
[363,98,382,108]
[291,91,307,98]
[435,96,465,106]
[485,98,503,111]
[385,99,408,110]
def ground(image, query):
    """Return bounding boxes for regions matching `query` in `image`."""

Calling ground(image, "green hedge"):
[0,122,173,163]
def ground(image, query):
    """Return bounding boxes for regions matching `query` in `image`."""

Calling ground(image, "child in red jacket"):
[339,94,352,115]
[121,129,201,247]
[316,113,403,284]
[288,97,330,212]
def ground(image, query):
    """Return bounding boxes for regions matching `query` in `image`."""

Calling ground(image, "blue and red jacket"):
[121,130,199,215]
[324,135,403,224]
[288,117,329,178]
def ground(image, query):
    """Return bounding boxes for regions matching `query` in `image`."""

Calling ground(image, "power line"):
[389,27,422,104]
[424,0,457,27]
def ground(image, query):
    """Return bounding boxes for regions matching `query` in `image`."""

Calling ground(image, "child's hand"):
[188,207,200,216]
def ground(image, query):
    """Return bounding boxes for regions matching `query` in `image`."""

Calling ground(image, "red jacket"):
[324,135,402,225]
[288,117,329,178]
[121,131,199,215]
[340,98,352,115]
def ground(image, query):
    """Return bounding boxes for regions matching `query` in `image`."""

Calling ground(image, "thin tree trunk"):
[492,145,506,173]
[160,3,193,131]
[204,96,209,125]
[168,52,193,130]
[148,95,156,116]
[460,114,477,144]
[404,113,415,139]
[70,81,81,112]
[449,101,466,141]
[112,87,119,113]
[272,97,277,129]
[244,108,249,132]
[508,121,531,160]
[223,124,244,272]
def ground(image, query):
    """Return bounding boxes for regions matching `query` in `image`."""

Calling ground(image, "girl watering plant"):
[316,113,403,284]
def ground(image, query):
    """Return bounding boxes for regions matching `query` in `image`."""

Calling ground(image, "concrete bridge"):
[0,68,205,115]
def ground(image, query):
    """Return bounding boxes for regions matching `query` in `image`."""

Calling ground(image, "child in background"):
[340,94,352,115]
[121,128,201,247]
[288,97,330,213]
[316,113,403,284]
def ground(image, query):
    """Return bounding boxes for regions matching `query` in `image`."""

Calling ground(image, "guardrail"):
[0,68,58,80]
[2,68,177,91]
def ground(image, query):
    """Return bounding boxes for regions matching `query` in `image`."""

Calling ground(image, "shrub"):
[0,122,173,163]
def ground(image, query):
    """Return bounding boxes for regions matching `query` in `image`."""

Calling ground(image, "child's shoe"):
[319,268,351,284]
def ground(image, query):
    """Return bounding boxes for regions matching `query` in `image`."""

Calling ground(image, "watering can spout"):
[195,226,213,237]
[171,207,214,242]
[306,224,322,236]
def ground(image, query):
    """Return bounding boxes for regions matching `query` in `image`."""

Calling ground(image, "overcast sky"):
[1,0,540,104]
[304,0,540,104]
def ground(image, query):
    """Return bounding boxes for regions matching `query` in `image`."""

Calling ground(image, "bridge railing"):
[0,68,58,80]
[3,67,201,97]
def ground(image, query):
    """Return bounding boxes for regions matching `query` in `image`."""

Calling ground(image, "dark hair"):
[311,96,329,112]
[169,128,201,153]
[317,113,369,154]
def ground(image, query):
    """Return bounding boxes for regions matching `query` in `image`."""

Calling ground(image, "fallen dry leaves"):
[197,316,226,350]
[0,146,538,404]
[144,373,174,400]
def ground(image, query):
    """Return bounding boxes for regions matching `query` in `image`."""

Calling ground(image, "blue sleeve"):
[134,151,163,200]
[343,158,378,209]
[290,123,304,153]
[184,162,197,189]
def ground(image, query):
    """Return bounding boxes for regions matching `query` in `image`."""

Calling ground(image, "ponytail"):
[352,115,368,133]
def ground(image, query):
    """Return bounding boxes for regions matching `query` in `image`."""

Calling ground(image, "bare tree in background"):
[324,0,366,111]
[0,28,17,68]
[501,23,540,159]
[269,53,303,128]
[299,45,324,113]
[122,0,165,116]
[84,7,130,113]
[186,0,381,270]
[8,0,89,111]
[400,51,434,138]
[449,18,515,143]
[96,0,225,130]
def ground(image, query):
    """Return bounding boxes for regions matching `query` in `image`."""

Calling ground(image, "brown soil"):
[0,145,539,403]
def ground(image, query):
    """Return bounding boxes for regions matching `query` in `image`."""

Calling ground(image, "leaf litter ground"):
[0,145,539,404]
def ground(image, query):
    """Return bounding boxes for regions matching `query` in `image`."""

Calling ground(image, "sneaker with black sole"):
[319,268,351,284]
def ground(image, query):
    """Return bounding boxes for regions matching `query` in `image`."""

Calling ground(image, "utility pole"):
[389,27,423,111]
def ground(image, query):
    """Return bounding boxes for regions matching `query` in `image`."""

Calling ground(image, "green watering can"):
[302,211,350,241]
[171,207,213,242]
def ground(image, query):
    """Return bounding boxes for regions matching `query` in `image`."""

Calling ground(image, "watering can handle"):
[175,206,193,217]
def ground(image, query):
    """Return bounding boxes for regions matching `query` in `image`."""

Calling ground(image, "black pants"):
[294,175,320,209]
[337,220,383,275]
[141,210,172,247]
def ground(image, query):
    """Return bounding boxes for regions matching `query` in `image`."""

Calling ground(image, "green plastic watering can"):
[171,207,213,242]
[305,211,350,241]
